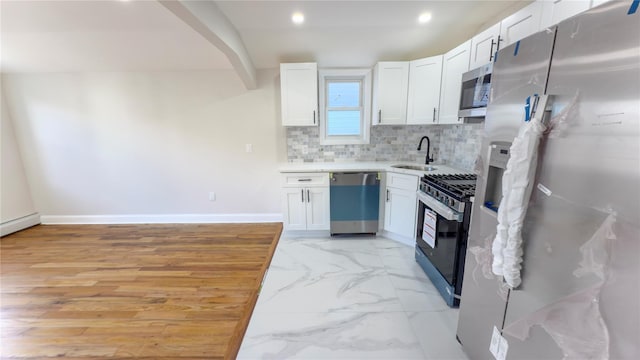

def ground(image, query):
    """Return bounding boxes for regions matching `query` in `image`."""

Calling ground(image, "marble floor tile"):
[387,271,451,312]
[255,269,404,313]
[380,252,429,279]
[239,235,469,360]
[269,237,383,273]
[372,238,417,259]
[238,311,426,360]
[407,311,468,360]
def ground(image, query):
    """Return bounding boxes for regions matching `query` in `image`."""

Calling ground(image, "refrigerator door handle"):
[525,94,552,124]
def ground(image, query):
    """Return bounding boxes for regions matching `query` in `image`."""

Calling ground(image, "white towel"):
[492,115,546,288]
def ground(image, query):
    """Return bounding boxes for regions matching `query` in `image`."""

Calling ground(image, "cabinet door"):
[306,187,330,230]
[499,1,543,46]
[438,40,471,124]
[282,188,307,230]
[539,0,591,29]
[387,172,419,191]
[280,63,318,126]
[372,62,409,125]
[407,55,443,125]
[469,22,501,70]
[384,188,417,239]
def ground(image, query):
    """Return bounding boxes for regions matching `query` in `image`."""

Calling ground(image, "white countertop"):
[278,161,471,176]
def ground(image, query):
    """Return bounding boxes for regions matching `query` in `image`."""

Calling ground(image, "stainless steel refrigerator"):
[457,1,640,359]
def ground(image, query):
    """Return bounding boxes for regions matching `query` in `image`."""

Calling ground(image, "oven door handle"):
[417,191,463,222]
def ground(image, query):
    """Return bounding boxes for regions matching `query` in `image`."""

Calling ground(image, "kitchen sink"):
[391,164,438,172]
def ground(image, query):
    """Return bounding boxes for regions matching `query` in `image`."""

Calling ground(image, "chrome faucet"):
[417,136,434,165]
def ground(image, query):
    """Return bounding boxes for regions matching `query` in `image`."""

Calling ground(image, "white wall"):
[2,69,287,222]
[1,89,37,224]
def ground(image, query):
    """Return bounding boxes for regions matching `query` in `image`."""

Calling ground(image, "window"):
[319,69,371,145]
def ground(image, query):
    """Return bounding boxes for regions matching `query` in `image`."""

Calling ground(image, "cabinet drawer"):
[386,172,418,191]
[281,172,329,187]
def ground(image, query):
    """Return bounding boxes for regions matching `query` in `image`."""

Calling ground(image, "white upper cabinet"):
[469,22,501,70]
[438,40,471,125]
[539,0,592,29]
[500,1,543,46]
[407,55,443,125]
[372,62,410,125]
[280,63,318,126]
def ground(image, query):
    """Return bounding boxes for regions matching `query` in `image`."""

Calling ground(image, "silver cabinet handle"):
[297,179,312,182]
[313,110,316,124]
[378,109,382,124]
[386,189,389,202]
[301,189,304,202]
[433,108,436,122]
[307,189,310,202]
[490,35,502,62]
[490,38,496,62]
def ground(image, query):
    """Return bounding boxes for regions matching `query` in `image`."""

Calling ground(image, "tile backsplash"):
[438,123,485,172]
[286,123,484,172]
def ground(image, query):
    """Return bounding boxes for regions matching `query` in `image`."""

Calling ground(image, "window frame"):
[319,69,371,145]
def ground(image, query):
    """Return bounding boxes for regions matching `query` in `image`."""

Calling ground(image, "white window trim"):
[319,68,371,145]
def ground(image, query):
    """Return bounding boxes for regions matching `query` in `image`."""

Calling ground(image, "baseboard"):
[381,230,415,247]
[40,213,283,225]
[282,230,331,238]
[1,213,41,237]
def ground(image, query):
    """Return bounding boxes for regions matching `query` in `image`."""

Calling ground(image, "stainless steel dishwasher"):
[329,172,380,235]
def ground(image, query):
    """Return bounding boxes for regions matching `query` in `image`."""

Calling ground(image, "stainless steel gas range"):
[415,173,477,307]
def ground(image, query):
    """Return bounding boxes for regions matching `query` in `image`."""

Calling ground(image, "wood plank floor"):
[0,223,282,359]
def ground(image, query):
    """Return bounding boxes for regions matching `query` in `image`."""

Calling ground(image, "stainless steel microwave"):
[458,63,492,119]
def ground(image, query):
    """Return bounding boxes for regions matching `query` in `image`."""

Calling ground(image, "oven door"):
[416,191,465,287]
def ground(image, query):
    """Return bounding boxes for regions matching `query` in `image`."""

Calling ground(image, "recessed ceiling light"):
[292,12,305,25]
[418,12,432,24]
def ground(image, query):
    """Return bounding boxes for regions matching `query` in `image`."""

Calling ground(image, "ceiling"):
[0,0,233,72]
[1,0,531,73]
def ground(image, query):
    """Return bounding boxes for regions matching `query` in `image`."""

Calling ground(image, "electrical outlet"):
[209,192,216,201]
[245,143,253,153]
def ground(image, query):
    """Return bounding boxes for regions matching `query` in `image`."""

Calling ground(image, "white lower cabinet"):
[384,188,417,238]
[383,172,419,239]
[281,173,330,231]
[305,187,330,230]
[283,188,308,230]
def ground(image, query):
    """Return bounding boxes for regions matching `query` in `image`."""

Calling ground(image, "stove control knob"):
[449,199,455,207]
